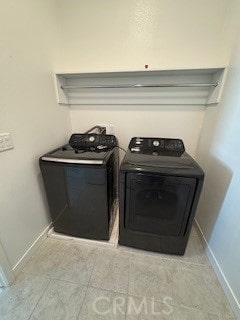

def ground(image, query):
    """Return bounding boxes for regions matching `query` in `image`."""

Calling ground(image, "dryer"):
[119,137,204,255]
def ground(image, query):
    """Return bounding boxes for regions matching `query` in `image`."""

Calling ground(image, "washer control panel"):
[69,133,118,150]
[129,137,185,154]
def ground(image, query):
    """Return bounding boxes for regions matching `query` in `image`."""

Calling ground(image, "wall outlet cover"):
[0,133,13,152]
[98,124,115,135]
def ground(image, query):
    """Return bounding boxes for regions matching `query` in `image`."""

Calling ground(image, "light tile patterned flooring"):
[0,227,236,320]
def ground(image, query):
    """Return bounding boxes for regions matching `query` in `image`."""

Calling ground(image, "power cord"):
[116,146,127,153]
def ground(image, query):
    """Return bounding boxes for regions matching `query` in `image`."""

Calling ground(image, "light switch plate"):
[0,133,13,152]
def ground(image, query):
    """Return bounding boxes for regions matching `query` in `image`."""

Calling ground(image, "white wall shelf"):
[55,68,226,106]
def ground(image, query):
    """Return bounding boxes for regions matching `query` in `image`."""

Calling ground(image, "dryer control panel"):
[69,133,118,150]
[129,137,185,154]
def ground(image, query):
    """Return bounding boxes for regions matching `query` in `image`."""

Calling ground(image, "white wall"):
[195,3,240,317]
[70,106,205,155]
[55,0,229,156]
[56,0,229,71]
[0,0,71,268]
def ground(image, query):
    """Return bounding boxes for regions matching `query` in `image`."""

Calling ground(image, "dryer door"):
[125,173,196,236]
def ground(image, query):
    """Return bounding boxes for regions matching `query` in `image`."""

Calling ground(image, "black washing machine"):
[40,133,119,240]
[119,137,204,255]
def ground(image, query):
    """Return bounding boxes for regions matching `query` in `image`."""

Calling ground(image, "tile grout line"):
[68,284,225,319]
[27,277,51,320]
[42,234,211,268]
[27,235,209,266]
[124,261,131,320]
[74,284,88,320]
[25,275,225,320]
[23,234,222,318]
[22,271,89,287]
[23,246,100,287]
[85,284,127,295]
[126,292,226,318]
[75,247,101,320]
[87,247,101,287]
[25,267,131,294]
[118,251,211,269]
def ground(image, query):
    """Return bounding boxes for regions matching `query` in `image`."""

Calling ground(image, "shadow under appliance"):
[119,137,204,255]
[40,132,119,240]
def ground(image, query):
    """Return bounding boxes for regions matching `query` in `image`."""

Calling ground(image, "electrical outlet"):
[98,124,115,135]
[0,133,13,152]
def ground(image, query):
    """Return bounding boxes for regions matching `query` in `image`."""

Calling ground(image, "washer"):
[40,133,119,240]
[119,137,204,255]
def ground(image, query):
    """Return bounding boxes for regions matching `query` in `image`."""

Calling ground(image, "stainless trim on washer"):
[41,157,103,165]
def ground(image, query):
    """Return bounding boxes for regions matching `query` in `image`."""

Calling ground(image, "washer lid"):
[41,144,112,165]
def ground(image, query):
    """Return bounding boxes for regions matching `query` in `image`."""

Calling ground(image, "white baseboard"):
[12,223,52,276]
[0,242,15,286]
[194,219,240,319]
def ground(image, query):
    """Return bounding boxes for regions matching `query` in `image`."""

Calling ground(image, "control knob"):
[89,136,95,142]
[153,140,160,147]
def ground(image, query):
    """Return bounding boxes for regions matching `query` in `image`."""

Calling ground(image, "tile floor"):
[0,227,236,320]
